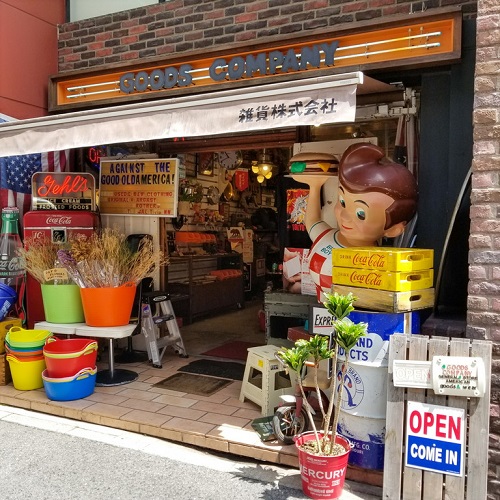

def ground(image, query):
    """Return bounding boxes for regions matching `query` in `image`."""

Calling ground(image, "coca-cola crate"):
[332,266,434,292]
[332,284,435,313]
[332,247,434,272]
[0,317,22,354]
[0,354,11,386]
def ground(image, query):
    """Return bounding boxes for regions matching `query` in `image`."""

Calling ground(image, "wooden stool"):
[239,344,294,416]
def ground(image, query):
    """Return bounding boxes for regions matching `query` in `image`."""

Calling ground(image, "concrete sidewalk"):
[0,404,382,499]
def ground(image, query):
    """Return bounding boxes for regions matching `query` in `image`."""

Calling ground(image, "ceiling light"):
[252,149,275,183]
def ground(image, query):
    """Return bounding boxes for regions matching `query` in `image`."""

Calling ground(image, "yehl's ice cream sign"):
[51,10,459,110]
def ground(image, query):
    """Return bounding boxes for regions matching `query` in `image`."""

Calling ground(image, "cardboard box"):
[283,248,316,296]
[332,266,434,292]
[0,317,23,354]
[332,284,435,313]
[332,247,434,272]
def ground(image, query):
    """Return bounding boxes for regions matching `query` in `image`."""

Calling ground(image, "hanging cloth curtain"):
[392,111,419,247]
[393,113,419,178]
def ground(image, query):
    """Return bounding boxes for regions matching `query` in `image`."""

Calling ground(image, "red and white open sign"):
[405,401,465,476]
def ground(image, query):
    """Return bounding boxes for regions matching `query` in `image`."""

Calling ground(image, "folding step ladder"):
[141,291,188,368]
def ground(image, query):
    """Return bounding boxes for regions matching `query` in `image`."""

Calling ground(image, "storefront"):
[0,6,470,310]
[1,1,497,495]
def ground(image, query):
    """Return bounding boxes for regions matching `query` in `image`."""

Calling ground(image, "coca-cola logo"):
[46,216,72,225]
[349,270,383,286]
[0,257,24,272]
[352,253,386,268]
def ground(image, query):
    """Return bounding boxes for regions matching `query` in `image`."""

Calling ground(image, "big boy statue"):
[290,142,418,299]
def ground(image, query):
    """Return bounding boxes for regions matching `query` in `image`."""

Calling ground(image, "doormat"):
[201,341,262,361]
[153,372,232,396]
[178,359,246,381]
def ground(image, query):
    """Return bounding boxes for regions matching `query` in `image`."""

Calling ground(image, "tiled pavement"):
[0,300,383,498]
[0,302,298,464]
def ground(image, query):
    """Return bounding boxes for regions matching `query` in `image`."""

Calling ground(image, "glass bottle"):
[0,207,26,321]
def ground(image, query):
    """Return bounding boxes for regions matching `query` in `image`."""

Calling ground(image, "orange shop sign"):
[51,9,460,110]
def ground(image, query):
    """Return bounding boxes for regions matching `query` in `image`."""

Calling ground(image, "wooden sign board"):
[99,158,178,216]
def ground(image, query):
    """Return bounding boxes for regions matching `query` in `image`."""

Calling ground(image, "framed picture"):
[197,152,214,177]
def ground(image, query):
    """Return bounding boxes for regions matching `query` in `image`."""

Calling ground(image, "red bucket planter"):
[295,432,352,500]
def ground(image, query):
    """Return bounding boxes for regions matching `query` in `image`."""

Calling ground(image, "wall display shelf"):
[166,253,244,324]
[264,291,318,341]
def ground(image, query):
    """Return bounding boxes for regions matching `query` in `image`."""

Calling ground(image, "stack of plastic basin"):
[5,327,52,390]
[42,338,98,401]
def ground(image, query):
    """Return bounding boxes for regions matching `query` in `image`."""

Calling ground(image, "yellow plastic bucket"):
[6,354,46,390]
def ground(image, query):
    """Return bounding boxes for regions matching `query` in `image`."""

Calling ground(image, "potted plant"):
[57,228,166,327]
[17,238,85,323]
[276,292,368,499]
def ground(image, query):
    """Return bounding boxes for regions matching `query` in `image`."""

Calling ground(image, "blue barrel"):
[336,310,420,470]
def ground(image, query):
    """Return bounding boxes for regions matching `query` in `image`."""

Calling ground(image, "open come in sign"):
[405,401,465,476]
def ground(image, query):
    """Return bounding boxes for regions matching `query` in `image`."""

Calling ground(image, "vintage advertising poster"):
[99,158,178,216]
[286,188,309,239]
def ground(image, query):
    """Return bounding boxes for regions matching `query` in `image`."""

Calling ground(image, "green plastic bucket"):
[41,284,85,323]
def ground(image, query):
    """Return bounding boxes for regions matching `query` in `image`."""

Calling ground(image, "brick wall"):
[58,0,477,72]
[58,0,500,497]
[472,1,500,497]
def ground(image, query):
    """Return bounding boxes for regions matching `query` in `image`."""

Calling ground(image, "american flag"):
[0,150,70,224]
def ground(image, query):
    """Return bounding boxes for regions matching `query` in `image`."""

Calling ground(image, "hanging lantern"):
[252,149,275,183]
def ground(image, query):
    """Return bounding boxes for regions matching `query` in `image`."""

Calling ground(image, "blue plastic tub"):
[42,367,97,401]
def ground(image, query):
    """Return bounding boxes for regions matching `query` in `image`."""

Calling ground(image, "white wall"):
[69,0,161,22]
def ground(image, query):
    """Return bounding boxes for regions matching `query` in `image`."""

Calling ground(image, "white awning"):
[0,72,364,156]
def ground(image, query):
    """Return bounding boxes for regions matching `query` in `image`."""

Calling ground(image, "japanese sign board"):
[405,402,465,476]
[99,158,178,216]
[32,172,96,211]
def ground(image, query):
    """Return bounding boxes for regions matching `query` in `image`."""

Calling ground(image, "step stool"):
[141,291,188,368]
[239,344,294,416]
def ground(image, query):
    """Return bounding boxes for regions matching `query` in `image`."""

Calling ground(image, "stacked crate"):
[332,247,435,313]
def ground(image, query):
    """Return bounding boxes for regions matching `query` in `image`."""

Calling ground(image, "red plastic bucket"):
[43,338,98,378]
[80,283,136,327]
[295,433,351,500]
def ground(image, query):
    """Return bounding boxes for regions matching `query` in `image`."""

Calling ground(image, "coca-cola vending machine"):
[24,173,99,328]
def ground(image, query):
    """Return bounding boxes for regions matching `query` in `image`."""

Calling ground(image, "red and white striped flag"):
[0,150,70,224]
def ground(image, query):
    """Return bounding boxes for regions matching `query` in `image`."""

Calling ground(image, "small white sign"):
[432,356,486,397]
[393,360,432,389]
[405,401,465,476]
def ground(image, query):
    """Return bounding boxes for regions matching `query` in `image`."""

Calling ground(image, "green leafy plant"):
[276,292,368,456]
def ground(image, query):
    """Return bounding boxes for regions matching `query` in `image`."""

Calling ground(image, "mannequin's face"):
[334,185,400,246]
